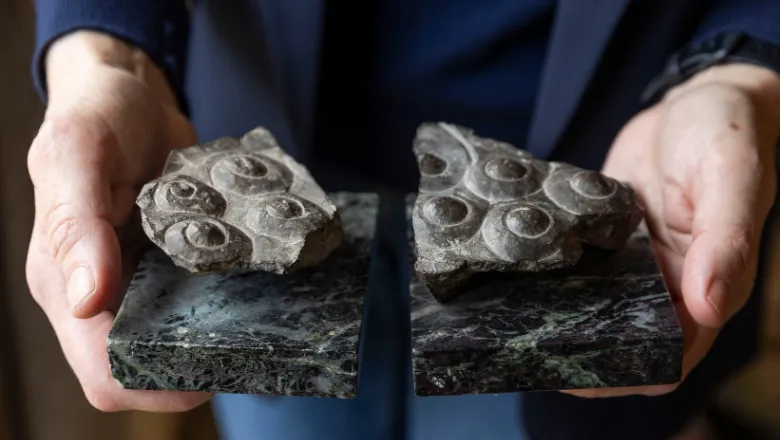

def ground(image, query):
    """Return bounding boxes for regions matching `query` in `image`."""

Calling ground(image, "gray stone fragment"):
[412,122,643,301]
[137,127,343,274]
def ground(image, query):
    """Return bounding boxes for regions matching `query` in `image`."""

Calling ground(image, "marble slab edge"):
[108,192,379,398]
[405,196,684,396]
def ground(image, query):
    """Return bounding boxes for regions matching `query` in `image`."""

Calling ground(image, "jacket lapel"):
[526,0,631,158]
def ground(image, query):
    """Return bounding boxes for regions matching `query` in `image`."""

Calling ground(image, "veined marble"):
[407,198,683,396]
[108,193,377,398]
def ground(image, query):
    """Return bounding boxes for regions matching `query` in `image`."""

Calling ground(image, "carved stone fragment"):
[412,123,643,301]
[137,127,343,273]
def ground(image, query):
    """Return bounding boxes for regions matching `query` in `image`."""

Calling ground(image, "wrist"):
[681,63,780,97]
[45,31,178,108]
[666,63,780,139]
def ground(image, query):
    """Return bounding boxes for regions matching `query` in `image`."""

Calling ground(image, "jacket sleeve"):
[692,0,780,45]
[32,0,190,112]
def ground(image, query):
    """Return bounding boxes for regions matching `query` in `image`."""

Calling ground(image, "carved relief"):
[412,123,643,301]
[137,127,343,273]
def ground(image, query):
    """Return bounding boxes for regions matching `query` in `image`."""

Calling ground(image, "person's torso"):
[313,0,555,189]
[185,0,714,187]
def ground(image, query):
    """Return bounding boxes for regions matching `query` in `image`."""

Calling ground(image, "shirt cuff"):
[33,0,190,113]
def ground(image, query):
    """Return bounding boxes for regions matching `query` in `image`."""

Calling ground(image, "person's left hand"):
[567,64,779,398]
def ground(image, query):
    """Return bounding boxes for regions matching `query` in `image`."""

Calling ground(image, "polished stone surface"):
[408,200,683,396]
[411,123,643,301]
[137,126,342,274]
[108,192,377,398]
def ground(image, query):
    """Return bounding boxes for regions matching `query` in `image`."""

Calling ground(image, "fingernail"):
[706,278,729,317]
[67,265,95,309]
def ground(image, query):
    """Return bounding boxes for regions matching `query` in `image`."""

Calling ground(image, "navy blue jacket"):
[33,1,780,169]
[31,1,778,437]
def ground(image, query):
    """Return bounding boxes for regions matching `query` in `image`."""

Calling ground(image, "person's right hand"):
[26,31,210,412]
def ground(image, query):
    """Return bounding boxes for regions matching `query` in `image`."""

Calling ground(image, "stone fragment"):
[412,122,643,301]
[109,192,377,397]
[136,127,343,274]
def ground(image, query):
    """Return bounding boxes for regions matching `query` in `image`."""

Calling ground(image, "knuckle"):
[40,113,92,143]
[46,203,84,263]
[27,114,107,183]
[28,117,77,165]
[27,134,53,182]
[725,228,753,273]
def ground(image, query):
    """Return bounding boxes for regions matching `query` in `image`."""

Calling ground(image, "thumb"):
[29,117,122,319]
[681,146,769,329]
[50,213,121,319]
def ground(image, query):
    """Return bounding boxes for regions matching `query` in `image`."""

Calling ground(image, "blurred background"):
[0,1,778,439]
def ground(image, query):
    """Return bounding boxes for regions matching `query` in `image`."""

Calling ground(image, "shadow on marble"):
[108,193,377,398]
[407,199,683,396]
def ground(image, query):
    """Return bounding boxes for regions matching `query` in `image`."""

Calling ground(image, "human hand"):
[26,31,210,411]
[567,63,779,398]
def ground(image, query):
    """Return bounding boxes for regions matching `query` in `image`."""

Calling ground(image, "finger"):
[26,242,211,412]
[562,383,679,398]
[57,310,212,412]
[682,143,768,329]
[29,117,122,318]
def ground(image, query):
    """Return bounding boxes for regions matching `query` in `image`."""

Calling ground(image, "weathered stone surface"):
[108,193,377,397]
[412,122,643,301]
[407,198,683,396]
[137,127,343,274]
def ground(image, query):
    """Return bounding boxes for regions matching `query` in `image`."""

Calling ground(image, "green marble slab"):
[407,200,684,396]
[108,192,377,398]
